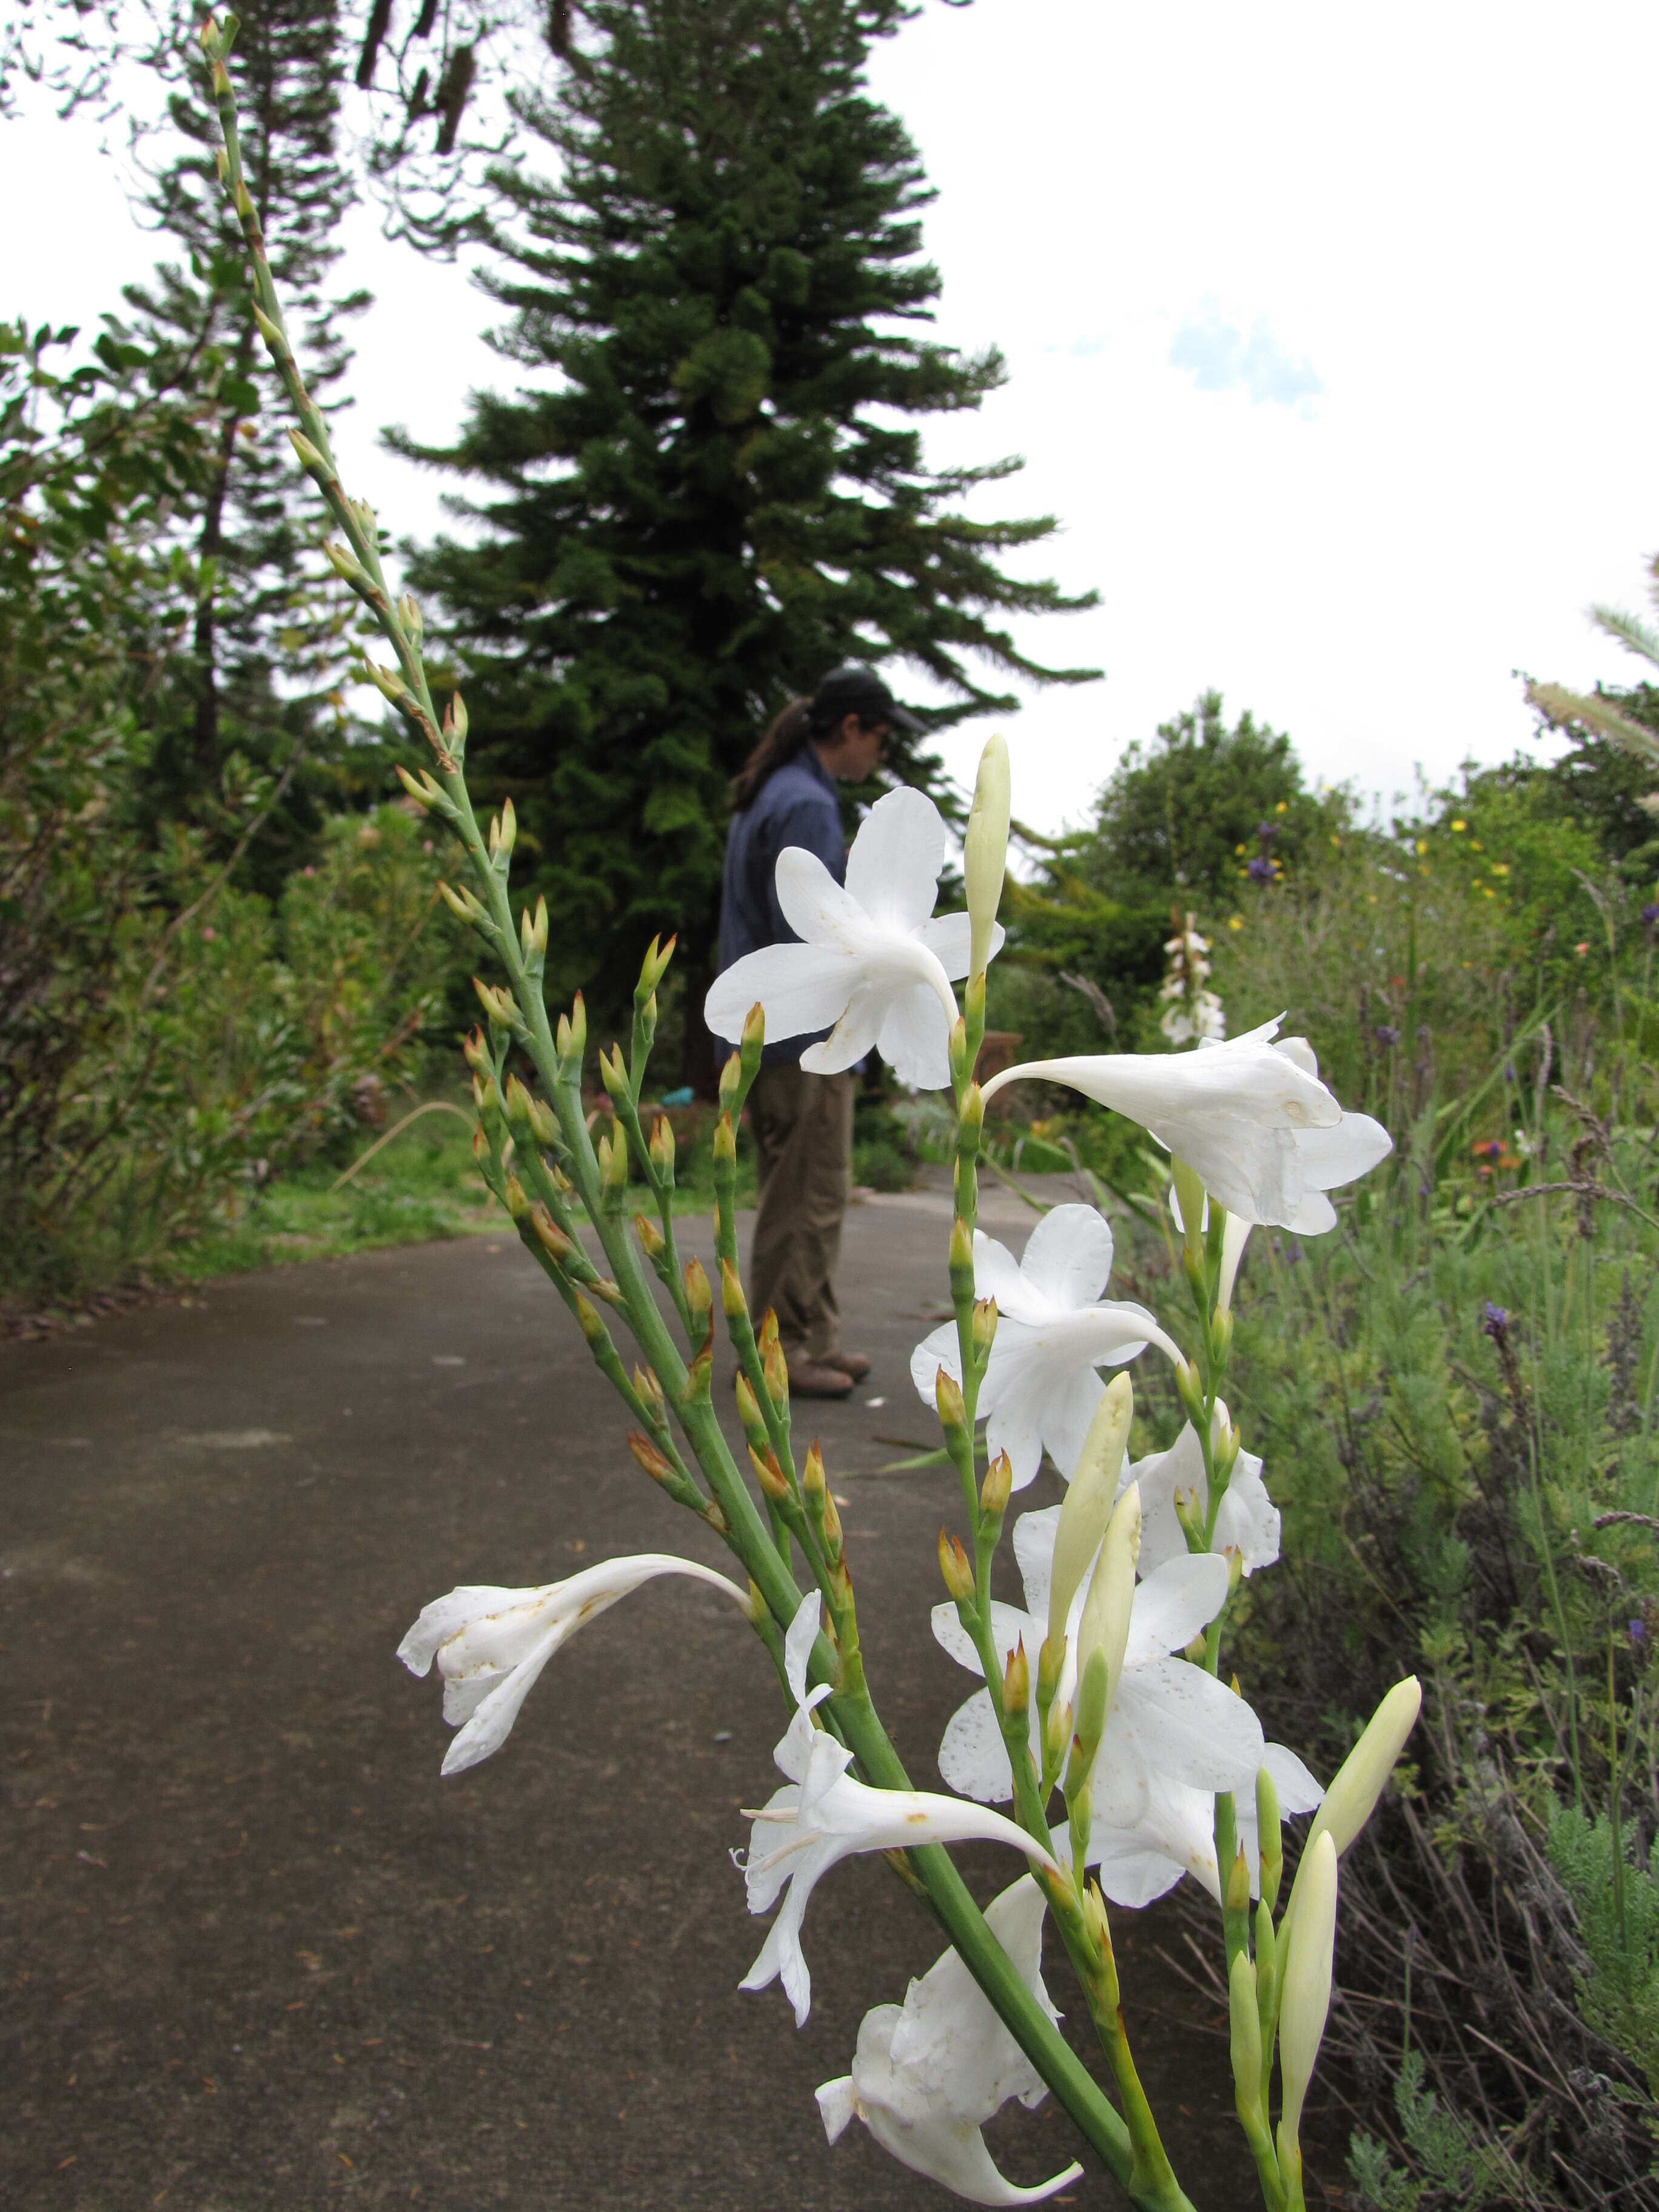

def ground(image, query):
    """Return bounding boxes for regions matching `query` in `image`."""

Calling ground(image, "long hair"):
[729,697,815,811]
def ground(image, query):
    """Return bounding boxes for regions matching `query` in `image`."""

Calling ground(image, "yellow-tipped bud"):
[713,1112,736,1168]
[634,1212,665,1262]
[683,1255,712,1326]
[1228,1949,1262,2113]
[497,796,517,860]
[1064,1645,1110,1801]
[719,1053,742,1112]
[461,1025,491,1076]
[1225,1842,1252,1917]
[748,1443,789,1501]
[980,1450,1013,1519]
[971,1295,998,1362]
[740,1000,765,1071]
[472,975,514,1029]
[1078,1479,1141,1697]
[633,1364,665,1418]
[287,426,327,477]
[395,766,431,811]
[529,1204,572,1262]
[397,591,423,648]
[720,1256,747,1319]
[937,1529,976,1604]
[820,1484,843,1562]
[763,1333,788,1409]
[934,1366,967,1433]
[734,1371,768,1446]
[605,1127,628,1193]
[964,731,1011,979]
[1048,1373,1134,1647]
[948,1213,974,1276]
[1257,1765,1284,1914]
[802,1439,826,1503]
[446,691,469,748]
[1278,1832,1338,2156]
[948,1015,970,1090]
[598,1042,628,1102]
[959,1079,984,1138]
[1002,1637,1030,1720]
[1036,1633,1066,1712]
[649,1115,676,1178]
[503,1172,530,1221]
[638,932,677,994]
[627,1430,674,1482]
[1082,1880,1112,1960]
[572,1290,605,1344]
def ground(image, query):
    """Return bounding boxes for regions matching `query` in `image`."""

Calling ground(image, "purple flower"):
[1631,1618,1647,1648]
[1642,903,1659,928]
[1482,1302,1508,1339]
[1374,1024,1403,1047]
[1248,856,1276,883]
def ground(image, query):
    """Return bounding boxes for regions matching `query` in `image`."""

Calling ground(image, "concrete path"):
[1,1182,1255,2211]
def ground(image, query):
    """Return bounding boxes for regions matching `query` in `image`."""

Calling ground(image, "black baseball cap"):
[811,662,925,734]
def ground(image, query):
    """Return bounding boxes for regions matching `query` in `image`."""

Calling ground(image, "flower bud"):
[734,1371,768,1448]
[1254,1899,1276,2019]
[633,1364,665,1418]
[720,1256,747,1320]
[472,975,514,1029]
[683,1256,712,1330]
[634,1212,665,1262]
[948,1213,974,1278]
[649,1114,675,1179]
[1278,1831,1338,2155]
[1064,1645,1110,1802]
[1171,1157,1207,1265]
[1175,1356,1206,1423]
[627,1430,674,1481]
[638,932,677,995]
[959,1081,985,1137]
[1211,1303,1234,1366]
[604,1127,629,1196]
[1256,1765,1284,1914]
[712,1112,736,1169]
[444,691,469,750]
[948,1015,970,1091]
[1044,1693,1072,1775]
[1078,1480,1141,1697]
[503,1073,533,1129]
[1048,1374,1134,1646]
[719,1052,742,1113]
[964,730,1011,979]
[820,1485,844,1564]
[1002,1637,1030,1720]
[1228,1949,1262,2112]
[802,1437,826,1502]
[971,1295,998,1364]
[503,1172,531,1221]
[598,1043,628,1103]
[749,1444,790,1501]
[937,1529,976,1604]
[980,1450,1013,1520]
[1283,1678,1420,1941]
[763,1333,789,1410]
[530,1204,573,1262]
[438,880,478,923]
[461,1026,491,1077]
[740,1000,765,1076]
[1082,1880,1112,1961]
[287,426,327,478]
[393,763,431,810]
[1225,1842,1251,1917]
[934,1365,967,1435]
[566,991,587,1061]
[1036,1634,1066,1714]
[572,1290,605,1345]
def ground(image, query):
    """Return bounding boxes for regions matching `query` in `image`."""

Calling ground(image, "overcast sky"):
[8,0,1657,831]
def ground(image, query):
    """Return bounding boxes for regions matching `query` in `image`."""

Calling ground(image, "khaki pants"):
[746,1063,856,1361]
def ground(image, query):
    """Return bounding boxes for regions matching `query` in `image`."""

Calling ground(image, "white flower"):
[933,1507,1275,1909]
[817,1875,1084,2207]
[910,1205,1182,1489]
[740,1598,1062,2027]
[704,785,1003,1090]
[1160,990,1226,1047]
[1129,1404,1280,1580]
[398,1553,753,1775]
[980,1017,1390,1231]
[1088,1745,1324,1908]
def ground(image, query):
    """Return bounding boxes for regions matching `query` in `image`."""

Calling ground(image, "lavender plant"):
[200,18,1418,2202]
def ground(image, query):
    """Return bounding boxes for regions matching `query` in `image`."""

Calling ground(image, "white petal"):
[972,1230,1032,1318]
[1285,1188,1339,1235]
[931,1599,1027,1683]
[800,976,887,1074]
[982,1345,1061,1489]
[1129,1426,1208,1577]
[816,2074,858,2145]
[937,1689,1015,1803]
[1042,1364,1107,1487]
[785,1592,821,1707]
[705,940,856,1045]
[1011,1507,1062,1626]
[440,1623,563,1774]
[1017,1204,1116,1311]
[1213,1455,1280,1575]
[876,979,953,1090]
[1296,1111,1393,1191]
[843,785,945,934]
[1122,1553,1231,1664]
[1265,1740,1326,1815]
[1091,1845,1189,1909]
[910,1321,963,1410]
[1113,1661,1266,1793]
[397,1583,528,1675]
[916,908,1007,980]
[776,845,874,950]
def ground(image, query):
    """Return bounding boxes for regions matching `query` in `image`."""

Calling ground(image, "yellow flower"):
[1275,800,1288,814]
[1235,843,1247,856]
[1492,862,1509,877]
[1470,839,1483,851]
[1451,818,1466,833]
[1228,914,1244,931]
[1415,839,1427,856]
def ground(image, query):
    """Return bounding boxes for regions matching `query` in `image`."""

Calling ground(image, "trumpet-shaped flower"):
[979,1018,1390,1231]
[1089,1746,1323,1908]
[398,1553,753,1775]
[1128,1404,1280,1579]
[911,1205,1182,1489]
[740,1599,1063,2026]
[817,1875,1084,2207]
[704,785,1003,1090]
[933,1507,1274,1907]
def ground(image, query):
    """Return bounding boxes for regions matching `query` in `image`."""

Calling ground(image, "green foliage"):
[1349,2052,1518,2212]
[1547,1802,1659,2099]
[399,0,1099,1068]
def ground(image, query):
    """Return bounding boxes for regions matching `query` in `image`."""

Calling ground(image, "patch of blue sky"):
[1168,313,1322,412]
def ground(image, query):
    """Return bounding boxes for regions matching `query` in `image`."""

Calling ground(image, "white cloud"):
[1168,313,1321,413]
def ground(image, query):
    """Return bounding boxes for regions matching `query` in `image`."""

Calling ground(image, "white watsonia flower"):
[911,1205,1182,1489]
[979,1017,1390,1231]
[1128,1404,1280,1580]
[398,1554,752,1776]
[704,785,1003,1090]
[740,1599,1063,2027]
[933,1507,1272,1909]
[816,1875,1084,2208]
[1089,1746,1324,1909]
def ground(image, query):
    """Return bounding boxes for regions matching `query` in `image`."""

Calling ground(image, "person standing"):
[716,665,922,1401]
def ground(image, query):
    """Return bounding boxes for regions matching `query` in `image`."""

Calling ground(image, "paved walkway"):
[1,1183,1250,2210]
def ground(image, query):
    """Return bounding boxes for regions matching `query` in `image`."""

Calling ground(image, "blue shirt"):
[716,748,846,1062]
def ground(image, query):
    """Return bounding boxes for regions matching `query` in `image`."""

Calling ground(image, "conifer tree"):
[398,0,1099,1072]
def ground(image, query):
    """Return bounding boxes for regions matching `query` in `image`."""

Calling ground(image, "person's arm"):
[763,788,846,942]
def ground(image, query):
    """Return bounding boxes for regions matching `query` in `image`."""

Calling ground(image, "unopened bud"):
[802,1439,826,1504]
[948,1015,970,1090]
[605,1128,629,1194]
[1002,1637,1030,1720]
[1212,1304,1234,1365]
[1036,1633,1066,1714]
[748,1443,789,1501]
[649,1115,675,1178]
[566,991,586,1061]
[1175,1356,1205,1422]
[496,796,518,860]
[445,692,469,749]
[461,1026,491,1076]
[763,1333,788,1409]
[1078,1480,1141,1695]
[959,1081,984,1137]
[720,1256,747,1320]
[627,1431,673,1482]
[397,592,423,648]
[712,1113,736,1168]
[1278,1832,1338,2157]
[503,1073,534,1129]
[734,1371,768,1447]
[1285,1678,1420,1945]
[1082,1880,1111,1959]
[638,932,676,995]
[719,1053,742,1112]
[472,976,514,1030]
[530,1204,572,1262]
[971,1295,998,1362]
[948,1213,974,1278]
[572,1291,605,1344]
[1228,1949,1262,2112]
[683,1256,712,1327]
[1225,1843,1252,1917]
[1065,1646,1110,1801]
[1255,1899,1276,2017]
[598,1043,628,1102]
[502,1173,531,1221]
[287,426,327,477]
[1224,1545,1244,1596]
[980,1450,1013,1520]
[937,1529,976,1604]
[964,731,1011,979]
[934,1366,967,1435]
[740,1000,765,1073]
[1044,1693,1072,1774]
[634,1212,665,1262]
[820,1484,843,1563]
[633,1364,665,1419]
[1049,1373,1133,1646]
